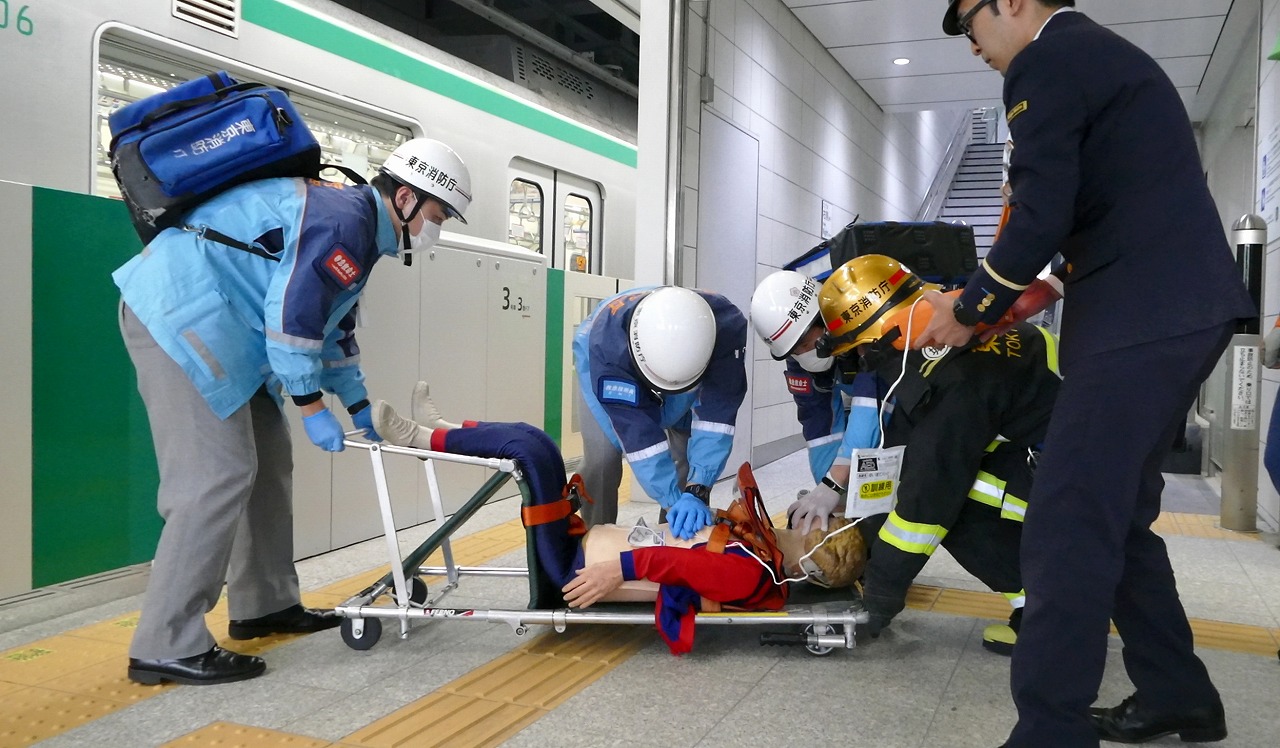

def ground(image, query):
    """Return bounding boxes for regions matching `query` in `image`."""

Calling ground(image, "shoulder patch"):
[599,377,640,406]
[785,373,813,395]
[324,245,363,288]
[1007,100,1028,124]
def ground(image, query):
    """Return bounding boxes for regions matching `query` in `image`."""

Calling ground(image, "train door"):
[507,159,603,274]
[507,158,613,466]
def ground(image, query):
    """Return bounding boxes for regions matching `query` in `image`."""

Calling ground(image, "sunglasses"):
[958,0,998,42]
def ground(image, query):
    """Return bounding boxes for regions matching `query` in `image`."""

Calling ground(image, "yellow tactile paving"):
[340,691,542,748]
[447,652,615,708]
[342,625,648,748]
[39,655,166,705]
[69,613,142,645]
[905,584,943,610]
[906,584,1280,657]
[0,686,124,748]
[162,721,334,747]
[1187,619,1280,658]
[521,623,651,665]
[930,588,1016,620]
[0,635,122,686]
[1153,512,1261,541]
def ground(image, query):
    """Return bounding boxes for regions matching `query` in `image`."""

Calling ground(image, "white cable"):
[873,294,924,449]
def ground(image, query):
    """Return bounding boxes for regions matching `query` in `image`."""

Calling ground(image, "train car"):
[0,0,638,597]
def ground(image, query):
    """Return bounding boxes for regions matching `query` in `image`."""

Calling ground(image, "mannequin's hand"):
[562,559,625,609]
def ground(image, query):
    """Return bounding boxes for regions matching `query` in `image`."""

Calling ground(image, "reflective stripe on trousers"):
[968,469,1027,522]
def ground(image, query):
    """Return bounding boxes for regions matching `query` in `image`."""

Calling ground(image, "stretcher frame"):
[333,437,868,655]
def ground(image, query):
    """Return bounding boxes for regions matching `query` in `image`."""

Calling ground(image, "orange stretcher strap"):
[521,499,574,527]
[522,474,592,528]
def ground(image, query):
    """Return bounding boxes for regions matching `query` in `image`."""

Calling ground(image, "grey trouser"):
[576,386,689,527]
[121,303,300,659]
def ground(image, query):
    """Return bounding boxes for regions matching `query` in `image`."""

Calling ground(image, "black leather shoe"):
[128,646,265,686]
[228,603,341,640]
[1090,694,1226,743]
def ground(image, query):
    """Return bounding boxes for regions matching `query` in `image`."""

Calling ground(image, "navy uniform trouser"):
[1007,323,1231,747]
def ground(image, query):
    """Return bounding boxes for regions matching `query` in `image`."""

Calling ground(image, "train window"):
[94,35,414,199]
[509,159,603,273]
[508,178,544,253]
[563,194,593,273]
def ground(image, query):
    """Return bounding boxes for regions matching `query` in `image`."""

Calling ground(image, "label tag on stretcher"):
[844,445,904,518]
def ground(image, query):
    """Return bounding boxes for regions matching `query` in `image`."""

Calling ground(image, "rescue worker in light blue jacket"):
[114,138,471,687]
[573,287,748,540]
[749,270,885,503]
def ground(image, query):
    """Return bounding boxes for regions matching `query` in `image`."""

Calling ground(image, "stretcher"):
[332,433,868,656]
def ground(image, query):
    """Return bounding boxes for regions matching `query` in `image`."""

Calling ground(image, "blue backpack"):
[109,71,348,248]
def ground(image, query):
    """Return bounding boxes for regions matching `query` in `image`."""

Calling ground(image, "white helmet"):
[750,270,822,360]
[629,287,717,393]
[380,138,472,224]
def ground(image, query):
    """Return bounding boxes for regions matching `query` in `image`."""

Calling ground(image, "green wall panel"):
[31,189,159,587]
[244,0,637,168]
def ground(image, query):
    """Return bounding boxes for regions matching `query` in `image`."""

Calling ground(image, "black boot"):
[982,607,1021,656]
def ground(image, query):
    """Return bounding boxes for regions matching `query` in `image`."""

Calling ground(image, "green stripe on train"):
[31,188,160,587]
[244,0,637,168]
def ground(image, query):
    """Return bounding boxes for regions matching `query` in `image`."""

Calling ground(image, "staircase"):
[938,112,1005,256]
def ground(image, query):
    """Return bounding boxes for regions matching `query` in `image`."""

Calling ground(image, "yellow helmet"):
[818,255,929,357]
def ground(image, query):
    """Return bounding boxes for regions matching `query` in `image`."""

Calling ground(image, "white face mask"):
[407,219,441,253]
[794,348,834,372]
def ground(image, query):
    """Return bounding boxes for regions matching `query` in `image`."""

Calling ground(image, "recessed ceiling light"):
[893,58,910,66]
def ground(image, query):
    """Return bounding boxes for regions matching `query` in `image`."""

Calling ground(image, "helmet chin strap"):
[394,191,426,267]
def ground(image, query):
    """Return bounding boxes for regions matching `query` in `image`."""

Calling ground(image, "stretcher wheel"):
[803,624,835,656]
[409,577,429,606]
[341,617,382,650]
[391,576,428,607]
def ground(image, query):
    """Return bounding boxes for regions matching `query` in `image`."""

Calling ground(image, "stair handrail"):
[915,110,976,221]
[977,106,1001,145]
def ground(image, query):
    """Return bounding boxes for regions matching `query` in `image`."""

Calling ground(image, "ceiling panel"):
[1106,17,1226,59]
[1074,0,1232,25]
[781,0,1235,118]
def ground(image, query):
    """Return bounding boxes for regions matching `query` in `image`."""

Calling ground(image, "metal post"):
[1219,214,1266,532]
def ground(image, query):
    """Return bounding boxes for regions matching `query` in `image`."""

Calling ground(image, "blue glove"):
[667,492,714,540]
[351,403,382,442]
[303,409,346,452]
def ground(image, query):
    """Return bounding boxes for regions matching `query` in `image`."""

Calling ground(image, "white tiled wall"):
[1255,0,1280,531]
[680,0,967,459]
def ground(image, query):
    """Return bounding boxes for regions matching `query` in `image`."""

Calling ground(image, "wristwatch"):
[683,483,711,502]
[821,474,848,496]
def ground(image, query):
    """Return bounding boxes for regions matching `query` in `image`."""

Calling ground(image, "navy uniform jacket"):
[572,288,748,508]
[953,12,1254,363]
